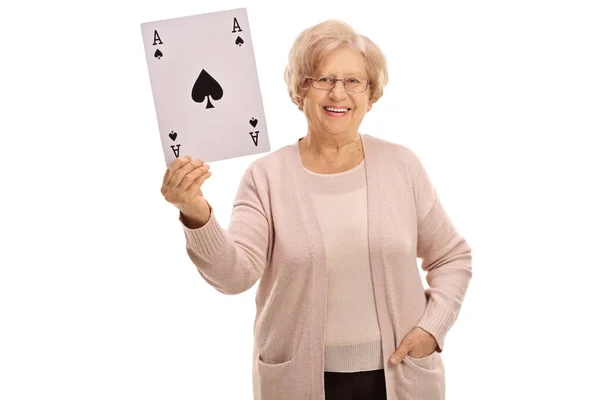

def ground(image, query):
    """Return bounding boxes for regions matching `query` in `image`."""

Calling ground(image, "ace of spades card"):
[140,8,270,166]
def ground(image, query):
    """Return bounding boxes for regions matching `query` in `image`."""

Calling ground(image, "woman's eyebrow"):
[316,72,366,77]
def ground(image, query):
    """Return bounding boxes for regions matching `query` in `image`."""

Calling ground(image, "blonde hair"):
[283,20,389,108]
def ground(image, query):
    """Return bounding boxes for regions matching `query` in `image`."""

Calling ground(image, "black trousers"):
[324,369,387,400]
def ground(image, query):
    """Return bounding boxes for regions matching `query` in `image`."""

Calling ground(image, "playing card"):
[140,8,270,166]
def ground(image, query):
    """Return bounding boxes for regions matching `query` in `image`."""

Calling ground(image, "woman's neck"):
[299,132,364,170]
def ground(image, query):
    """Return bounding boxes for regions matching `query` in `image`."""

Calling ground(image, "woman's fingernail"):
[390,356,399,364]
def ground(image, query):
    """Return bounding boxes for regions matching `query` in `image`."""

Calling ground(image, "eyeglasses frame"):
[306,75,372,93]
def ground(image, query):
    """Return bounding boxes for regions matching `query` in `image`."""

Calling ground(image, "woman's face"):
[301,47,372,138]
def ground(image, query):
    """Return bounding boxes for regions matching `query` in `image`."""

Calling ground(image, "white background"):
[1,0,599,399]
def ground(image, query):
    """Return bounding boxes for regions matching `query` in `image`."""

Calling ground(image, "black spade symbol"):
[154,49,163,59]
[235,36,244,46]
[191,69,224,109]
[169,131,177,141]
[249,117,258,127]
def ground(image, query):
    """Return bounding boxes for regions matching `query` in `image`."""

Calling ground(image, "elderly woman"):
[161,19,472,400]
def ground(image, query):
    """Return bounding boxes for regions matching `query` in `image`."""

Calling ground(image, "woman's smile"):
[323,105,351,117]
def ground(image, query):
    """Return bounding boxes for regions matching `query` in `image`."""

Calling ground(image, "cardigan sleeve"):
[408,149,473,353]
[178,165,270,295]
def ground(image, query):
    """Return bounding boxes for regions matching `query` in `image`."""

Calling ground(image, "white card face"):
[141,8,270,166]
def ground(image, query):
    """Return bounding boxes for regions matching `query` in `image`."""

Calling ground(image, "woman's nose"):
[328,82,347,100]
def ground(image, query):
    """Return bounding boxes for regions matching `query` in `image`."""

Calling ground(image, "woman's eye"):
[319,77,331,82]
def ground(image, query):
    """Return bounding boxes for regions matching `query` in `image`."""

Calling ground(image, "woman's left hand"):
[389,327,438,366]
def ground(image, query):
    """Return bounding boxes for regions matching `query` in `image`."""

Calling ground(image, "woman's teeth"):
[324,107,350,113]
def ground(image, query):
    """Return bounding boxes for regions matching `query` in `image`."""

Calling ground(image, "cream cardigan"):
[179,133,473,399]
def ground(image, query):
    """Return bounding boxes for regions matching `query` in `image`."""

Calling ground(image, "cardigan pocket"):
[398,351,446,399]
[405,351,437,369]
[256,353,307,400]
[255,322,310,400]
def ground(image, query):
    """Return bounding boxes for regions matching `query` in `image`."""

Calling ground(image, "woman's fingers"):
[171,160,204,188]
[161,156,207,199]
[179,164,211,192]
[186,170,212,195]
[164,156,191,187]
[165,156,205,187]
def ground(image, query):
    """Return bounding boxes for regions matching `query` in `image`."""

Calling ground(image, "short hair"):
[283,19,389,109]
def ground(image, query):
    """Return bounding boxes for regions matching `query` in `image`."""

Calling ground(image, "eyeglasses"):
[307,75,372,93]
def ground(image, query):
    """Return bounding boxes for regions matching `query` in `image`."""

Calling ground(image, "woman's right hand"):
[161,155,212,227]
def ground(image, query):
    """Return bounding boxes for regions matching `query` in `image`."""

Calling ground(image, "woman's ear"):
[367,95,373,112]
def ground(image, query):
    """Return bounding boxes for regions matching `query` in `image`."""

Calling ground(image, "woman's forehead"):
[314,70,368,77]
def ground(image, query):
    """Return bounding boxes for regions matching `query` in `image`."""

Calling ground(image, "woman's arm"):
[409,149,473,352]
[179,165,270,295]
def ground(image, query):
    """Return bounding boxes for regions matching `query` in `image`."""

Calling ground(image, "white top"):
[304,159,384,372]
